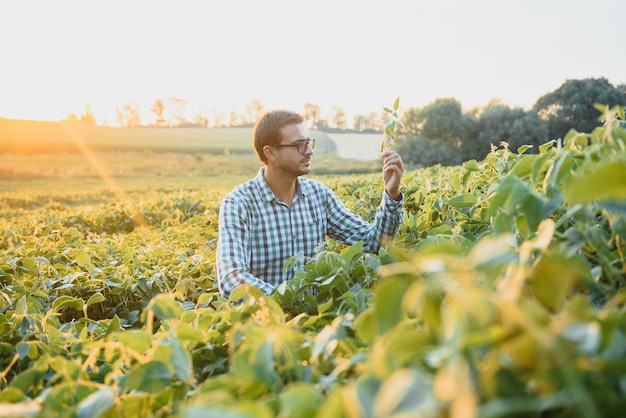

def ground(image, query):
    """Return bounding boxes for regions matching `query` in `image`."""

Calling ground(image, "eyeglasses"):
[272,138,315,154]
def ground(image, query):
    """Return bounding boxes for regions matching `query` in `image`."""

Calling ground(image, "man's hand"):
[382,151,404,200]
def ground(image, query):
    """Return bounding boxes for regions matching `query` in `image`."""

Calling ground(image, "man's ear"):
[263,145,276,162]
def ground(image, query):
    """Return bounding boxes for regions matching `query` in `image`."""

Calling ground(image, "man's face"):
[274,122,314,176]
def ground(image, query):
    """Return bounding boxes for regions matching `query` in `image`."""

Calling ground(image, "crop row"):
[0,106,625,417]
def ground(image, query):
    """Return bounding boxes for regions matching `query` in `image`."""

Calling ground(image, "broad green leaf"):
[341,241,363,264]
[317,297,334,315]
[531,149,555,184]
[529,256,582,312]
[185,404,274,418]
[510,154,539,179]
[251,341,280,385]
[353,307,377,342]
[446,194,478,209]
[564,160,626,206]
[17,258,38,277]
[374,369,436,417]
[16,342,32,360]
[375,278,409,335]
[230,284,264,302]
[74,250,91,268]
[0,387,27,402]
[278,383,322,418]
[354,375,380,417]
[146,293,183,320]
[75,386,115,418]
[464,159,480,172]
[9,366,46,393]
[52,295,84,311]
[106,315,121,334]
[65,227,83,241]
[121,361,172,393]
[34,256,50,265]
[169,329,192,381]
[85,293,105,309]
[118,330,152,354]
[539,139,556,154]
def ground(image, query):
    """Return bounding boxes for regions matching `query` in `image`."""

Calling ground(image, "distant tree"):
[533,77,626,140]
[396,136,463,168]
[212,109,225,127]
[116,102,141,127]
[460,104,548,161]
[353,114,366,132]
[401,107,421,138]
[617,83,626,99]
[194,113,209,127]
[245,99,265,125]
[79,104,97,125]
[167,97,188,126]
[351,112,383,132]
[64,113,79,123]
[228,110,240,127]
[303,103,322,129]
[331,106,348,130]
[151,99,166,127]
[403,98,476,148]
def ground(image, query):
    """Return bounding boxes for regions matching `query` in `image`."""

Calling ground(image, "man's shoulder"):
[299,176,328,195]
[222,178,260,203]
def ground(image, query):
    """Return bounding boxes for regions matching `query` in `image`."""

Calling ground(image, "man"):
[216,109,404,298]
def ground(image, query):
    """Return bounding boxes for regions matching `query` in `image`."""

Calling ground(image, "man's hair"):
[253,110,304,164]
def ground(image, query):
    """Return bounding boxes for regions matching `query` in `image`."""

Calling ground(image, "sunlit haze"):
[1,0,624,125]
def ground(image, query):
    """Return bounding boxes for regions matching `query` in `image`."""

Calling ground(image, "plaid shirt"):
[216,168,404,297]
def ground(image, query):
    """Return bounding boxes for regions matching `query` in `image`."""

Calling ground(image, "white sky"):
[1,0,624,125]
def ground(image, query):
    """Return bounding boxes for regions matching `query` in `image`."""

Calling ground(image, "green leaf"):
[375,279,409,335]
[374,369,436,417]
[17,258,38,277]
[464,159,480,172]
[564,160,626,206]
[341,241,363,264]
[169,329,192,381]
[146,293,183,320]
[393,97,400,111]
[118,330,152,354]
[317,297,334,315]
[75,386,116,418]
[52,295,84,311]
[510,155,539,179]
[16,342,31,360]
[106,315,121,334]
[121,361,172,393]
[230,284,264,301]
[0,387,27,403]
[85,293,105,309]
[278,383,322,418]
[539,140,556,154]
[75,250,91,268]
[446,194,478,209]
[530,256,581,312]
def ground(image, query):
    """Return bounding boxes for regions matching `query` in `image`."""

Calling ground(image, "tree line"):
[395,77,626,167]
[64,77,626,169]
[66,97,390,131]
